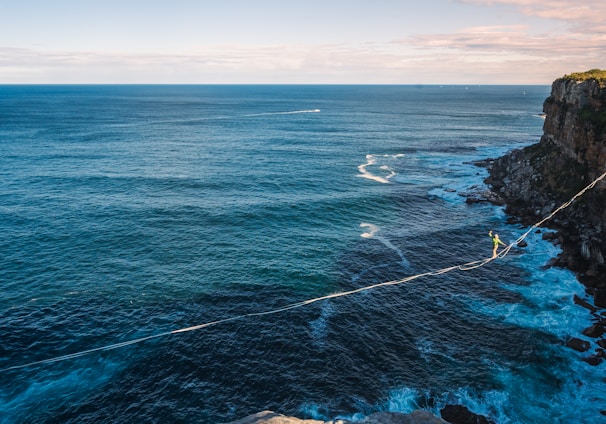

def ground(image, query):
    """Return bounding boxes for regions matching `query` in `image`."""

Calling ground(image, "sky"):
[0,0,604,84]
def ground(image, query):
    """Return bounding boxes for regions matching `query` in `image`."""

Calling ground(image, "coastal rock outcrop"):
[482,71,606,378]
[226,410,448,424]
[227,407,503,424]
[484,71,606,292]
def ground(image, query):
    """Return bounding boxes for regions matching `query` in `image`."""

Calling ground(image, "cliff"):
[485,71,606,298]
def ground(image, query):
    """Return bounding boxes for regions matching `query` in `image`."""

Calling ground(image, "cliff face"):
[543,78,606,173]
[486,76,606,291]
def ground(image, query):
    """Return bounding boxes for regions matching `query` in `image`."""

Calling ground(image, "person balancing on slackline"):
[489,230,506,258]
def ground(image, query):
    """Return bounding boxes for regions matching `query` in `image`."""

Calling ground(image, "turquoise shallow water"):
[1,85,603,423]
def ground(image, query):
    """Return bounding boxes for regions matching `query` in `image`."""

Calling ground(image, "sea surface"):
[1,85,604,423]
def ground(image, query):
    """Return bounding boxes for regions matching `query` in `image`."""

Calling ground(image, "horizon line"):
[0,82,552,86]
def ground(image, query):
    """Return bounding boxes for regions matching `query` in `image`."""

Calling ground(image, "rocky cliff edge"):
[485,72,606,295]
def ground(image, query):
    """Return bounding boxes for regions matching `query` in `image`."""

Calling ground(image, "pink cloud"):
[410,25,606,57]
[459,0,606,29]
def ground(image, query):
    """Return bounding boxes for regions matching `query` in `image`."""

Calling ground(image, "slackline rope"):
[3,169,606,373]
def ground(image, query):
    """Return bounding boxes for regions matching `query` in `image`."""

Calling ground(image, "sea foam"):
[359,222,411,270]
[357,154,401,184]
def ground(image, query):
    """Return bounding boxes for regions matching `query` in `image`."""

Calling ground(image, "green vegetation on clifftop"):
[561,69,606,136]
[562,69,606,87]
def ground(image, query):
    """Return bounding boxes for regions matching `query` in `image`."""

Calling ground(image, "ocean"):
[0,85,603,423]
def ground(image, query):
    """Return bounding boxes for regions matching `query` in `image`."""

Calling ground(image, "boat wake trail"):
[242,109,321,118]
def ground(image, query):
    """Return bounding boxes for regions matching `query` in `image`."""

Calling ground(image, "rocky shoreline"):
[474,73,606,372]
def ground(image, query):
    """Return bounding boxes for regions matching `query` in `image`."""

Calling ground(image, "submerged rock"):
[566,337,591,352]
[583,324,605,338]
[581,355,603,366]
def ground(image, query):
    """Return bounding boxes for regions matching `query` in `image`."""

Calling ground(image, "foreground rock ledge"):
[227,410,448,424]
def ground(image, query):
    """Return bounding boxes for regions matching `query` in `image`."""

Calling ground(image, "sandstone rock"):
[226,410,327,424]
[227,410,449,424]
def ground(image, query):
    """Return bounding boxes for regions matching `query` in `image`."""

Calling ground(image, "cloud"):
[458,0,606,31]
[0,44,387,83]
[0,36,601,85]
[410,25,606,58]
[1,0,604,85]
[404,0,606,82]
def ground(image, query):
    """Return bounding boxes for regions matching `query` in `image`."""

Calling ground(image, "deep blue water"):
[1,85,603,423]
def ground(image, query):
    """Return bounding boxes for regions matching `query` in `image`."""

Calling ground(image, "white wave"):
[382,386,510,423]
[472,289,587,339]
[360,222,379,239]
[386,386,422,413]
[470,267,587,337]
[470,230,588,338]
[359,222,411,270]
[357,154,400,184]
[488,358,606,423]
[381,377,605,424]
